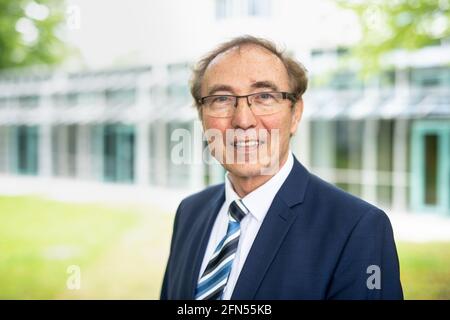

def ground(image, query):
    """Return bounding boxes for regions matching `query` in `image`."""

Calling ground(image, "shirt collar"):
[224,152,294,222]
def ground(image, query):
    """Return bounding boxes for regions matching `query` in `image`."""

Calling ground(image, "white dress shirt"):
[197,152,294,299]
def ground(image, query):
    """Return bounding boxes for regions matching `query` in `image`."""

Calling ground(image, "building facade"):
[0,47,449,216]
[0,0,449,216]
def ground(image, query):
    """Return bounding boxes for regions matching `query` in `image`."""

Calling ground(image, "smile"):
[232,139,265,148]
[234,140,258,147]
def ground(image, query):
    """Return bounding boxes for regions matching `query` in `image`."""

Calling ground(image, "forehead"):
[202,45,290,94]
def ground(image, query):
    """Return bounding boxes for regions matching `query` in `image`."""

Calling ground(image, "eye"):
[257,92,275,100]
[212,96,232,103]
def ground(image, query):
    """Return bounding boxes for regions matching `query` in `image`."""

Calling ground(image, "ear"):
[290,98,304,135]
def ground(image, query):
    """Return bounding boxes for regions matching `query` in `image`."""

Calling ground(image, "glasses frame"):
[198,91,298,109]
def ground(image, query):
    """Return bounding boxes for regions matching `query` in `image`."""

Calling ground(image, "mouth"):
[231,139,265,149]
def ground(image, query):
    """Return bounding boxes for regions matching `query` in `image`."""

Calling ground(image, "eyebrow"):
[207,84,235,95]
[206,81,279,96]
[250,81,279,92]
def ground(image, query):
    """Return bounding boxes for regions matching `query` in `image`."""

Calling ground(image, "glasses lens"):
[203,96,235,117]
[201,92,290,117]
[250,92,283,115]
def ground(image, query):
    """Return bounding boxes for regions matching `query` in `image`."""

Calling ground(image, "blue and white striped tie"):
[195,199,249,300]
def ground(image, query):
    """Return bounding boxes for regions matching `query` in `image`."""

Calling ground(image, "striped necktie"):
[195,199,249,300]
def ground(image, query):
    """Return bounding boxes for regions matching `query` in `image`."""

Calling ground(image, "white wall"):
[67,0,361,68]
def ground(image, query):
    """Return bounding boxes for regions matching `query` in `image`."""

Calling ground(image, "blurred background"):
[0,0,449,299]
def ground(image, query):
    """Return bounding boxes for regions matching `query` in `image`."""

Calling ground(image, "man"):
[161,36,403,300]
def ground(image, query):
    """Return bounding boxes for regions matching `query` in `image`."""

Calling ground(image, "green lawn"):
[398,242,450,299]
[0,196,449,299]
[0,196,169,299]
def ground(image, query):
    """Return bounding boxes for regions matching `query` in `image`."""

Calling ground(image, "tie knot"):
[229,199,249,222]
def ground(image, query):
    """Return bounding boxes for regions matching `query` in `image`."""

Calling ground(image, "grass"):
[398,242,450,299]
[0,195,449,299]
[0,196,163,299]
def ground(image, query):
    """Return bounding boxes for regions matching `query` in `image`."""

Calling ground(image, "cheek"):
[259,113,293,140]
[203,117,227,129]
[203,117,230,142]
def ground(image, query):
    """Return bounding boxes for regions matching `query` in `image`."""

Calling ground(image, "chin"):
[224,162,271,178]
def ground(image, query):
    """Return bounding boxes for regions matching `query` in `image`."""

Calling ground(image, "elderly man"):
[161,36,403,300]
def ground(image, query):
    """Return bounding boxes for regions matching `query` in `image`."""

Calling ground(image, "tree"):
[337,0,450,75]
[0,0,68,70]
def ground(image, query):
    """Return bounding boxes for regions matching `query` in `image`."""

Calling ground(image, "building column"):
[392,119,409,212]
[395,68,410,95]
[190,119,206,189]
[362,119,378,204]
[9,126,18,174]
[38,85,53,178]
[91,125,104,182]
[136,122,150,186]
[0,126,9,173]
[76,124,92,180]
[135,71,152,186]
[154,121,168,186]
[292,117,311,168]
[56,125,68,177]
[312,120,336,183]
[39,124,52,177]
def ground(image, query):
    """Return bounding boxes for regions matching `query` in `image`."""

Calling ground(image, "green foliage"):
[337,0,450,75]
[0,0,68,70]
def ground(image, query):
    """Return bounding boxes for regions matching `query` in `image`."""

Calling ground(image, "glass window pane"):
[16,126,38,175]
[216,0,232,19]
[248,0,270,17]
[424,133,439,205]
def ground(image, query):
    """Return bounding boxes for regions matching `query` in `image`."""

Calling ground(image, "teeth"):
[234,140,259,147]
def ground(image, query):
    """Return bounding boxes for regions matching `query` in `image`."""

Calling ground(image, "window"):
[310,120,335,169]
[12,125,39,175]
[335,120,363,170]
[410,67,450,88]
[216,0,271,20]
[167,122,191,188]
[18,95,39,108]
[78,92,101,105]
[216,0,233,19]
[424,133,439,205]
[167,63,190,105]
[376,120,394,206]
[0,97,8,108]
[167,85,189,105]
[105,88,136,106]
[330,72,362,90]
[52,125,78,177]
[248,0,270,17]
[66,92,79,106]
[103,124,135,183]
[335,120,364,196]
[149,85,167,107]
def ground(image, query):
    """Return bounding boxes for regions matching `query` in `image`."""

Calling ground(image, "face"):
[200,45,303,178]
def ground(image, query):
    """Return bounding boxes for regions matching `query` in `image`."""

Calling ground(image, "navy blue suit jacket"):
[161,158,403,299]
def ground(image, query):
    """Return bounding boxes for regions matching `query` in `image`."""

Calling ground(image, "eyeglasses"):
[198,91,297,117]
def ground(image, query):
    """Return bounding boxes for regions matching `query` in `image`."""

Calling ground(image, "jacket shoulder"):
[306,172,387,225]
[175,183,225,221]
[180,183,224,207]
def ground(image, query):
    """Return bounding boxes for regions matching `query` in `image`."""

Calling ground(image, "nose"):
[231,96,257,129]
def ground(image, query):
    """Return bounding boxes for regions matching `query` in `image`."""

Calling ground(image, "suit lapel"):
[231,158,310,299]
[231,197,297,299]
[185,186,225,299]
